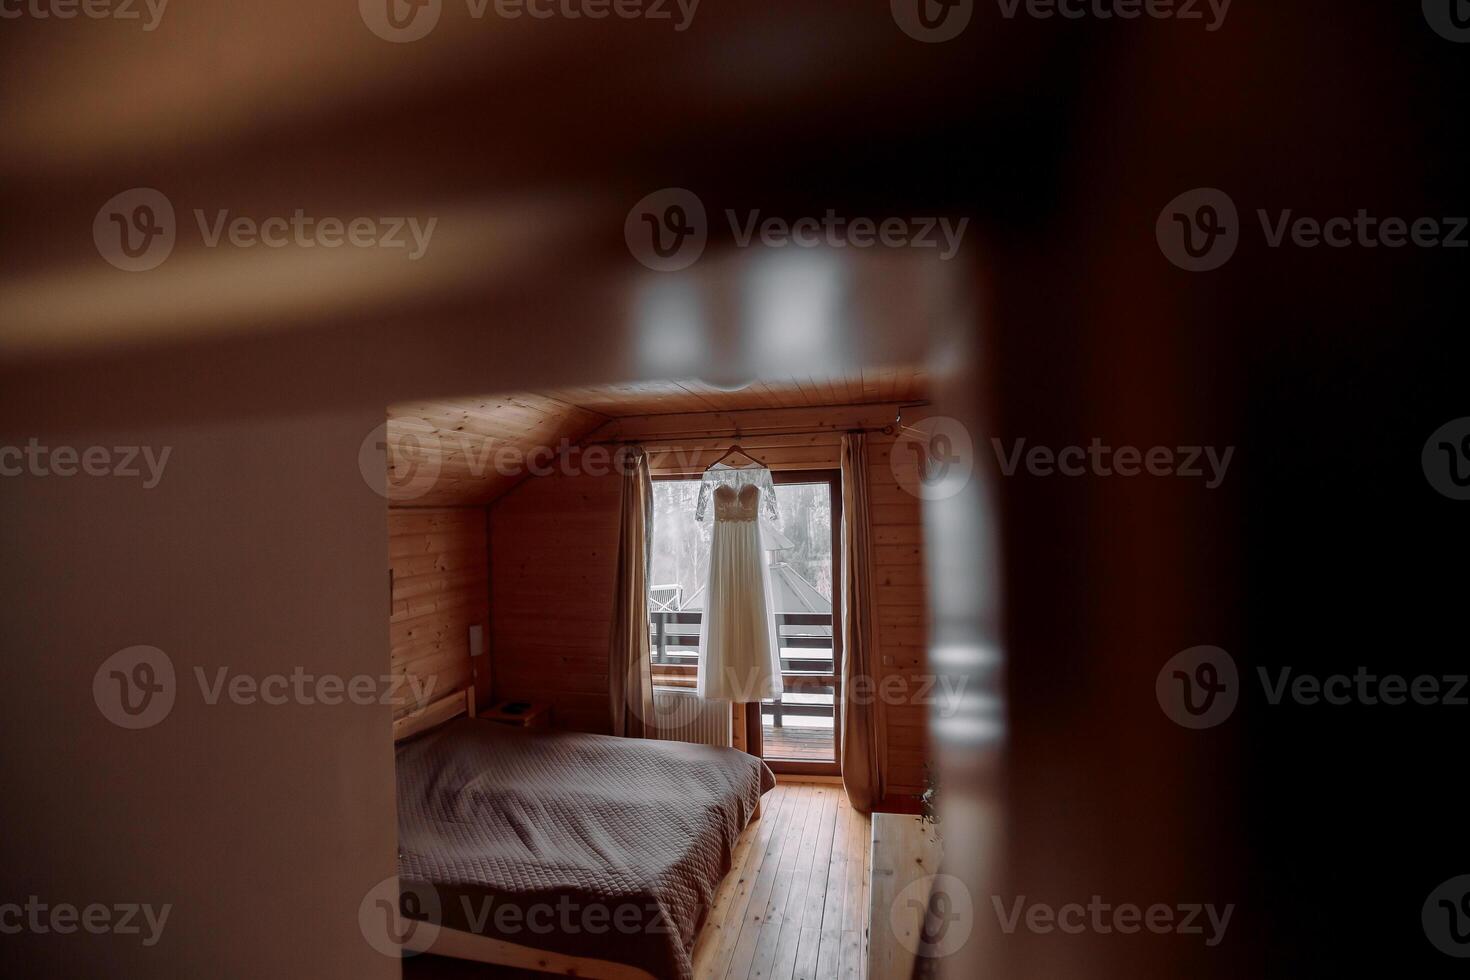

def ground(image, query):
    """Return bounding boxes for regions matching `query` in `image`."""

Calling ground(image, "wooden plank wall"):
[486,403,931,802]
[488,469,623,734]
[388,507,489,719]
[863,437,930,800]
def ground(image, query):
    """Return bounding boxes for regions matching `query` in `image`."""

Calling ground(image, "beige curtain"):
[609,447,654,738]
[840,432,886,812]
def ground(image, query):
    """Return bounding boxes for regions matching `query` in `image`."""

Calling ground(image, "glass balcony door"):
[649,470,842,775]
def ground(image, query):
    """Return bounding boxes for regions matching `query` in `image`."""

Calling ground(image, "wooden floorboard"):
[696,785,798,979]
[717,780,868,980]
[781,785,839,979]
[405,780,870,980]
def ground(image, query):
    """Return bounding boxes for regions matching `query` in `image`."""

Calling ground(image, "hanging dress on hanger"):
[694,460,783,703]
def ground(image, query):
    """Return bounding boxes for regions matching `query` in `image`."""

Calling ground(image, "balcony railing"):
[649,610,835,727]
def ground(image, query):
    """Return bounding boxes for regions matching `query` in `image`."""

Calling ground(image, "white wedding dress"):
[695,461,783,703]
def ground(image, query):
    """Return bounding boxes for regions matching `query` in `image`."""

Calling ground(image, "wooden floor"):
[692,781,869,980]
[404,781,870,980]
[762,724,837,762]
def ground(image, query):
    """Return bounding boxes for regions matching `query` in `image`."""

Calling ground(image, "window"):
[649,471,841,771]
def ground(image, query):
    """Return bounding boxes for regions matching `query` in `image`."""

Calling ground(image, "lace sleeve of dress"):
[757,466,780,526]
[696,466,732,522]
[695,470,714,522]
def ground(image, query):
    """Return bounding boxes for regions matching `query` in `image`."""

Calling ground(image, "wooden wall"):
[388,507,490,719]
[864,438,930,800]
[488,469,623,733]
[486,403,932,803]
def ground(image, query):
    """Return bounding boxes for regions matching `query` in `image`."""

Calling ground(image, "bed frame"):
[389,687,757,980]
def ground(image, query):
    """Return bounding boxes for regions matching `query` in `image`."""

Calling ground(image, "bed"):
[392,689,775,979]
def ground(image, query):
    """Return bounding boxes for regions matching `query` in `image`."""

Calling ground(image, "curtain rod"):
[584,423,897,448]
[584,401,927,447]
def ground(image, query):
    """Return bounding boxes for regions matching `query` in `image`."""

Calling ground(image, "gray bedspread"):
[396,718,775,979]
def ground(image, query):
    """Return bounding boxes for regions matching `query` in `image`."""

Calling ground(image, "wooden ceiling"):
[543,368,927,417]
[384,369,928,507]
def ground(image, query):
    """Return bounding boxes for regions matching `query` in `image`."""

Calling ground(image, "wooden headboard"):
[392,687,476,742]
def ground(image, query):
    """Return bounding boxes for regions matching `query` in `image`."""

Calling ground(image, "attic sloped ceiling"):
[384,369,927,507]
[384,393,606,508]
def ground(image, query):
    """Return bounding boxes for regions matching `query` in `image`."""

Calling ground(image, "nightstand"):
[478,699,551,729]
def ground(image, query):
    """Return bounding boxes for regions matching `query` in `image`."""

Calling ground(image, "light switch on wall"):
[469,624,484,658]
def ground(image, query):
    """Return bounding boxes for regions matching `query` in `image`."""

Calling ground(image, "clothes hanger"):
[704,442,764,471]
